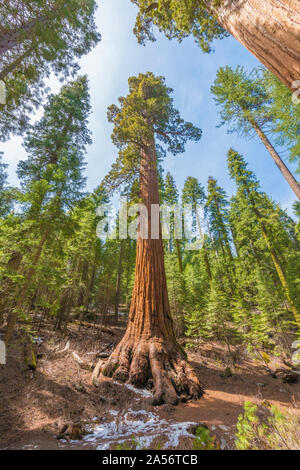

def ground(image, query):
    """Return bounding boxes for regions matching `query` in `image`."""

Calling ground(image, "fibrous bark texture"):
[208,0,300,91]
[100,141,203,405]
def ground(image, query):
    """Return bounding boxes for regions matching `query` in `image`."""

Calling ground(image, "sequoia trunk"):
[206,0,300,91]
[98,140,203,405]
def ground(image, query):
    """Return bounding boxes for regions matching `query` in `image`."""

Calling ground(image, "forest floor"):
[0,319,300,450]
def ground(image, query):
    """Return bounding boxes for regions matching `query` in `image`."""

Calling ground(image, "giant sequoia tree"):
[98,73,203,405]
[131,0,300,90]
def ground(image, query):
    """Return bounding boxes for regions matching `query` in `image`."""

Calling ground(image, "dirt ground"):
[0,320,299,450]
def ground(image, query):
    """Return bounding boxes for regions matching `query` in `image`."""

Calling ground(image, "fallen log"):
[91,359,104,387]
[72,352,94,371]
[54,340,70,356]
[73,320,115,336]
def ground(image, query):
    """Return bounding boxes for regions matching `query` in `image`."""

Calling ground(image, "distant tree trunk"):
[79,259,97,329]
[202,245,212,281]
[195,205,212,280]
[0,252,22,325]
[215,201,234,263]
[101,139,203,405]
[206,0,300,91]
[4,228,49,345]
[175,239,183,273]
[114,242,124,323]
[249,118,300,199]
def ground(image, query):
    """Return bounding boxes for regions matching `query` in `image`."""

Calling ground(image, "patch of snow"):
[112,380,153,398]
[33,336,43,344]
[164,421,196,449]
[220,438,227,450]
[22,444,39,449]
[218,425,230,431]
[83,408,197,450]
[124,383,153,398]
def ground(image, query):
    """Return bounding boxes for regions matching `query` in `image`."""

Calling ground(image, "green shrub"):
[235,401,300,450]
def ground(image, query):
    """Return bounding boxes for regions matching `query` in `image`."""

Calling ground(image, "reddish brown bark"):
[206,0,300,91]
[101,140,203,405]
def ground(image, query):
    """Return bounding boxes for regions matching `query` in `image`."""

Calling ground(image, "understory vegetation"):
[0,0,300,452]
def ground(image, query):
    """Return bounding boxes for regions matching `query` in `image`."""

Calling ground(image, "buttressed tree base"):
[98,73,203,405]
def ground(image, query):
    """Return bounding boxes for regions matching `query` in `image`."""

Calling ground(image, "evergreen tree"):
[0,152,12,217]
[206,177,233,265]
[0,1,100,140]
[131,1,300,90]
[229,191,291,355]
[211,66,300,199]
[261,69,300,171]
[227,148,300,329]
[182,177,205,231]
[97,72,203,405]
[4,76,92,344]
[205,278,238,367]
[162,172,186,333]
[163,172,182,270]
[182,176,211,280]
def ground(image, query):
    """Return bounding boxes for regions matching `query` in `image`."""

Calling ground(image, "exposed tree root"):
[72,351,94,371]
[99,337,204,406]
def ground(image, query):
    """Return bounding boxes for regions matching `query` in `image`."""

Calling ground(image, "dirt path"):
[0,324,299,450]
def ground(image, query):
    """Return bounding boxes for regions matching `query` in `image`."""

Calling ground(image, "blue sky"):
[1,0,298,215]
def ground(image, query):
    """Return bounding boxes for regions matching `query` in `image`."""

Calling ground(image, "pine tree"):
[211,66,300,199]
[0,152,12,217]
[205,278,238,367]
[227,148,300,329]
[182,177,211,278]
[4,76,92,344]
[163,172,182,270]
[261,70,300,172]
[98,72,203,405]
[131,1,300,90]
[0,1,100,140]
[229,191,291,355]
[162,172,187,333]
[206,177,233,264]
